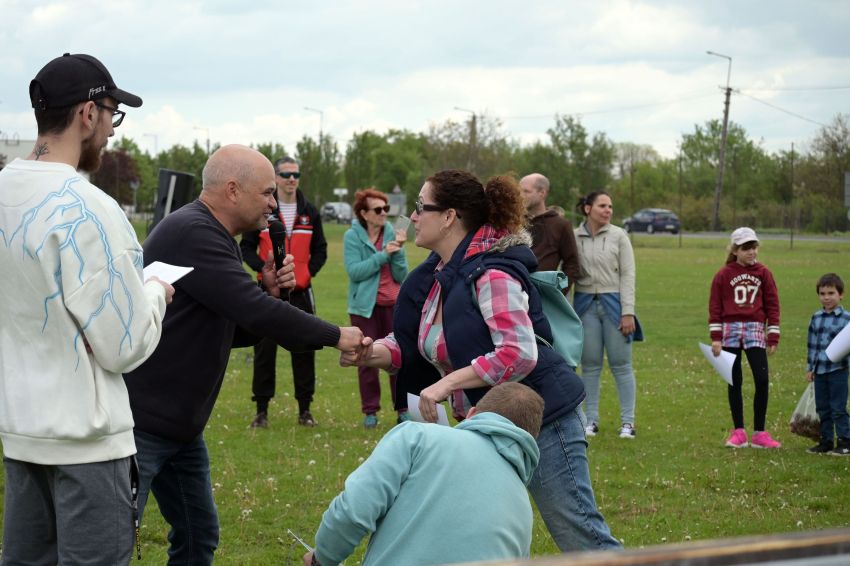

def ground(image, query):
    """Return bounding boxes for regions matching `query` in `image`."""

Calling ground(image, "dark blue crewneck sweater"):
[124,201,340,442]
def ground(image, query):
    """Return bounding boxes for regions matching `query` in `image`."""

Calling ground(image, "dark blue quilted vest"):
[393,231,585,425]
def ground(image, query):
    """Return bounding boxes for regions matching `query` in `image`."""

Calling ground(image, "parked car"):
[322,202,353,224]
[622,208,681,234]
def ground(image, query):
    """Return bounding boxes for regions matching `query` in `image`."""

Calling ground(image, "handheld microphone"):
[268,220,291,302]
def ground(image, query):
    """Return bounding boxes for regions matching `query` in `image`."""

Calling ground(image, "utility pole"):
[707,51,733,232]
[304,107,323,140]
[678,150,683,249]
[732,147,738,229]
[194,127,210,155]
[455,107,477,174]
[790,142,795,250]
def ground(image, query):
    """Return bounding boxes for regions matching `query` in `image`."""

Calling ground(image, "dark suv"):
[622,208,680,234]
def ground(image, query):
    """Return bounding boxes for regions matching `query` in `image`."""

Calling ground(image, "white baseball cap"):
[731,227,759,245]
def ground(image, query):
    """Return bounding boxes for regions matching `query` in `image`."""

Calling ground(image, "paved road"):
[629,231,850,244]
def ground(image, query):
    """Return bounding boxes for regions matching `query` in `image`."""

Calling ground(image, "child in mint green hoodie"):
[308,383,543,566]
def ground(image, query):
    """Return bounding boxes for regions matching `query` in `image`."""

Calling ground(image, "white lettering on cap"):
[88,86,106,98]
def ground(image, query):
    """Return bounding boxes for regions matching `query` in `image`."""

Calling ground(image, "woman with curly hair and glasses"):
[344,189,410,429]
[341,171,621,552]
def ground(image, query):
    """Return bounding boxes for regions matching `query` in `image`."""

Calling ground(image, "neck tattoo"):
[33,143,50,160]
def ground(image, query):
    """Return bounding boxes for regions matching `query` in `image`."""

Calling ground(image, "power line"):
[734,90,827,127]
[503,89,718,120]
[740,84,850,92]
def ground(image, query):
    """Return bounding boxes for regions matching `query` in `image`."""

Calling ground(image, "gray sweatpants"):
[1,456,135,566]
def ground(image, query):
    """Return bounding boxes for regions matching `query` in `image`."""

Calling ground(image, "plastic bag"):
[789,382,820,441]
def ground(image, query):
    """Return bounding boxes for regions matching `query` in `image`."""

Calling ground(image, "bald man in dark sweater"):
[124,145,367,564]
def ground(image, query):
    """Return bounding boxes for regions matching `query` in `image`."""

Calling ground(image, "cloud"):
[1,0,847,159]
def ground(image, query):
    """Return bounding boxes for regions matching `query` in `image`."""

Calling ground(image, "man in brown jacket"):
[520,173,580,294]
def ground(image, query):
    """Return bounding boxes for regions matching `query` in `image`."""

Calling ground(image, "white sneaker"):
[585,423,598,437]
[619,423,636,439]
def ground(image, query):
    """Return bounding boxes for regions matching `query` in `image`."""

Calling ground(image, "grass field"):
[3,223,849,564]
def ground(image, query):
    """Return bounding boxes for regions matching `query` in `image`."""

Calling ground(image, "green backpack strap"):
[529,271,584,368]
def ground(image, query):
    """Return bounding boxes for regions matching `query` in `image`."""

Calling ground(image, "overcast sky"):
[1,0,848,158]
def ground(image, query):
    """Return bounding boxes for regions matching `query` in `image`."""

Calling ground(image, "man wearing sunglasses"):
[0,53,174,564]
[240,156,328,428]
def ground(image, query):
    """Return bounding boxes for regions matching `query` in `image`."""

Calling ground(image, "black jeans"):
[724,346,769,431]
[252,287,316,413]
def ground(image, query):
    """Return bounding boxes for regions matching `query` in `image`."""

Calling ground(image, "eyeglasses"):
[414,201,448,215]
[370,205,390,214]
[276,171,301,179]
[93,102,125,128]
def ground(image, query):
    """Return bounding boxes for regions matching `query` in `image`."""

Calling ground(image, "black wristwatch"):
[311,554,321,566]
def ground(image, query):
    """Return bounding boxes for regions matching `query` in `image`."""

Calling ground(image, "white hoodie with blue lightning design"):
[0,158,166,465]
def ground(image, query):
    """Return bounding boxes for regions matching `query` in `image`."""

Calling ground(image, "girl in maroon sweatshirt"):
[709,228,781,449]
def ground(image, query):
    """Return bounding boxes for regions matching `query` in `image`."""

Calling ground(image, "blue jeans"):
[134,430,219,565]
[580,300,636,425]
[527,406,622,551]
[814,368,850,441]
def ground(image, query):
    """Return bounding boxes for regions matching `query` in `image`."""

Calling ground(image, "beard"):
[78,122,105,173]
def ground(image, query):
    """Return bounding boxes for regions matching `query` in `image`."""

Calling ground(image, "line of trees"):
[103,112,850,233]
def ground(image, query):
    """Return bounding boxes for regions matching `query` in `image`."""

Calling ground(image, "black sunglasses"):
[276,171,301,179]
[92,101,125,127]
[415,201,451,215]
[370,205,390,214]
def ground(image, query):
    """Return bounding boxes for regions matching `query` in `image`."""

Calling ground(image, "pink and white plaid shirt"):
[376,225,538,419]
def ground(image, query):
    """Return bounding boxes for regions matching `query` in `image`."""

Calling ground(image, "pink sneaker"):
[725,428,748,448]
[751,431,781,449]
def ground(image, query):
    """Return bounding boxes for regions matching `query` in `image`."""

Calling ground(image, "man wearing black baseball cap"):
[0,54,173,564]
[25,52,142,172]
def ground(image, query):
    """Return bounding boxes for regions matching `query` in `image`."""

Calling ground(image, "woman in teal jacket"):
[344,189,409,428]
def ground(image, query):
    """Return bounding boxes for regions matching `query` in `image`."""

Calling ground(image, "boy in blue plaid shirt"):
[806,273,850,455]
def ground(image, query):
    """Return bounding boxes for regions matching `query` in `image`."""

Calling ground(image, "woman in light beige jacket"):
[573,190,642,440]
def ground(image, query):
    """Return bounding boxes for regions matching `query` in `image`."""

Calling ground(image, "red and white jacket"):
[239,189,327,292]
[708,260,781,346]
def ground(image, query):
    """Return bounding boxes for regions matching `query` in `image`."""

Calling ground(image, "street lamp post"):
[304,107,323,140]
[194,127,210,155]
[707,50,733,232]
[454,107,477,174]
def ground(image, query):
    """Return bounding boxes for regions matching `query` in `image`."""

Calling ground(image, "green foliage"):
[296,135,342,206]
[100,111,850,233]
[252,142,289,166]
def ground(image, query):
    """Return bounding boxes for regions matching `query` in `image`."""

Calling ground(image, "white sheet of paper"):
[143,262,194,285]
[826,323,850,362]
[407,393,451,427]
[699,342,736,386]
